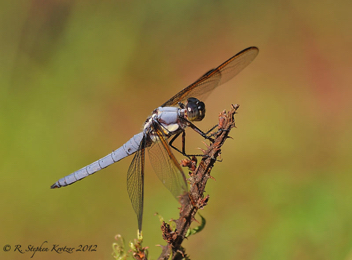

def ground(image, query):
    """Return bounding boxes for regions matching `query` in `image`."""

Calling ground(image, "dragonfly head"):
[186,97,205,121]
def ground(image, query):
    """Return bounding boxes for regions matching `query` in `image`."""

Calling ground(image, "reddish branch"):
[155,104,240,260]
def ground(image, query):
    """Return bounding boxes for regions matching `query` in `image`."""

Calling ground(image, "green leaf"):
[185,213,206,238]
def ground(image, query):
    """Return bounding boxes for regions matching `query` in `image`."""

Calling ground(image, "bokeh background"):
[1,0,351,259]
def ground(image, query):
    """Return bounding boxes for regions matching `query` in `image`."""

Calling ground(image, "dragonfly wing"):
[162,46,259,107]
[126,137,146,231]
[148,122,188,199]
[162,70,222,108]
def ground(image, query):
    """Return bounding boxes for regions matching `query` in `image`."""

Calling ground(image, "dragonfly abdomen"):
[51,132,144,189]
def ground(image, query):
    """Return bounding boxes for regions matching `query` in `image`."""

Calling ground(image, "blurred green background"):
[1,0,351,259]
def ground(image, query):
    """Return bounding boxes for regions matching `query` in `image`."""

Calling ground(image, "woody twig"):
[156,104,240,260]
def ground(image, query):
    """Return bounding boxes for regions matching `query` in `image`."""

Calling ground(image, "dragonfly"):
[51,46,259,231]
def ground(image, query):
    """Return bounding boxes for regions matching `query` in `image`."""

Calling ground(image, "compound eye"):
[186,98,206,121]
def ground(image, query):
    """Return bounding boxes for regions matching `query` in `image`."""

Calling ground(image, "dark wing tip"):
[237,46,259,60]
[245,46,259,52]
[237,46,259,59]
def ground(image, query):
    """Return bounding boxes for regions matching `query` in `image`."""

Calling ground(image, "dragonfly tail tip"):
[50,183,59,189]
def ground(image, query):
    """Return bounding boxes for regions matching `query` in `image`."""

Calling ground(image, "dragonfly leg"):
[204,124,219,137]
[210,126,232,138]
[178,101,186,109]
[169,131,206,158]
[186,121,215,143]
[169,132,186,157]
[206,124,233,138]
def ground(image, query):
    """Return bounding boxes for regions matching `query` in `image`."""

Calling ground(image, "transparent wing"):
[161,46,259,107]
[126,137,146,231]
[148,122,188,199]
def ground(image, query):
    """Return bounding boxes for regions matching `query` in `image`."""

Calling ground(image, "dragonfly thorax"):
[144,106,187,137]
